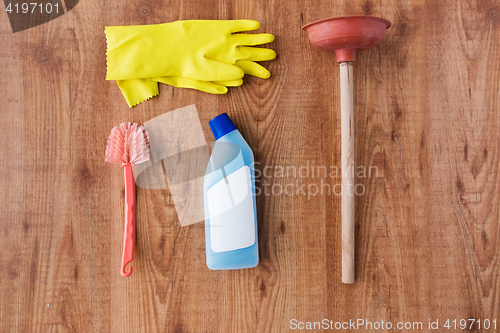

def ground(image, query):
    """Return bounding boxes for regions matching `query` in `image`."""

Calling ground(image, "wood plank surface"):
[1,0,499,332]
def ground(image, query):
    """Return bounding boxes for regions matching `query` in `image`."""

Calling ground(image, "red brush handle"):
[121,163,136,277]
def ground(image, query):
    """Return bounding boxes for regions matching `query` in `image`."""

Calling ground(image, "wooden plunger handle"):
[340,62,355,284]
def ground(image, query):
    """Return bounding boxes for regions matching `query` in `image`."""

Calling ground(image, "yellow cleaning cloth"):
[105,20,276,107]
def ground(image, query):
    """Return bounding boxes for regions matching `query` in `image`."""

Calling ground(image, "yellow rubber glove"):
[105,20,275,82]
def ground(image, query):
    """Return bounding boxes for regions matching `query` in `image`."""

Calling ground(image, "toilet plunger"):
[303,15,391,284]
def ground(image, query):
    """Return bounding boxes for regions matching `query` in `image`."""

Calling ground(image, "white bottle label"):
[207,166,256,253]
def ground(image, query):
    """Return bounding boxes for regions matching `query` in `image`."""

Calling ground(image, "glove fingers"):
[152,76,228,94]
[230,20,260,33]
[117,79,159,108]
[201,58,245,81]
[236,46,277,61]
[235,60,272,79]
[213,79,244,87]
[235,33,275,46]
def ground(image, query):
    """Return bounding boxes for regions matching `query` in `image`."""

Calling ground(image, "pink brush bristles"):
[105,122,150,167]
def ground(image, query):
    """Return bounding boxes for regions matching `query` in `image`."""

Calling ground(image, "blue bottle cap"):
[209,113,237,140]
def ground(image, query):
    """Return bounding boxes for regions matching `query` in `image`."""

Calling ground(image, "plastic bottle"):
[204,113,259,270]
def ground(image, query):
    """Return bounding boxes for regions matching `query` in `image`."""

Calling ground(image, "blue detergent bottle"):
[204,113,259,270]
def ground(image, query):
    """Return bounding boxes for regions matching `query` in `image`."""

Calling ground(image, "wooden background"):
[1,0,499,332]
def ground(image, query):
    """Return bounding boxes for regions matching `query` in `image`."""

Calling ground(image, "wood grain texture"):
[0,0,499,332]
